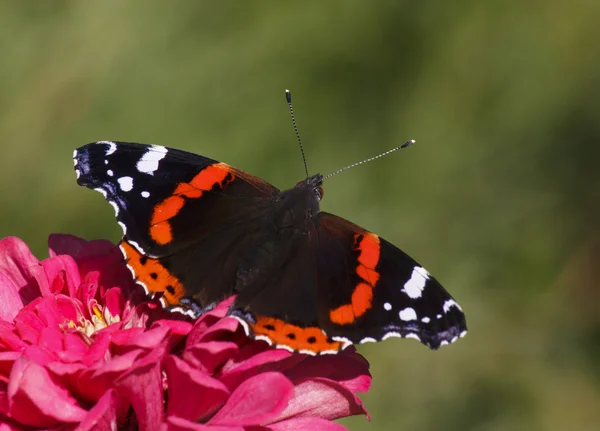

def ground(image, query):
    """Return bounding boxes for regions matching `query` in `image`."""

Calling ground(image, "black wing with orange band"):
[314,213,467,349]
[74,141,279,311]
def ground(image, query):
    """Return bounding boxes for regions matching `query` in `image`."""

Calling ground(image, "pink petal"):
[164,355,230,422]
[41,255,81,295]
[152,319,193,338]
[7,356,86,427]
[219,348,292,391]
[0,273,23,322]
[103,287,125,317]
[48,234,89,258]
[0,352,20,381]
[209,372,294,426]
[0,321,27,352]
[110,325,170,355]
[183,341,239,373]
[283,352,372,394]
[0,237,41,306]
[274,378,368,422]
[76,389,118,431]
[268,417,349,431]
[166,416,245,431]
[114,349,166,431]
[184,297,235,347]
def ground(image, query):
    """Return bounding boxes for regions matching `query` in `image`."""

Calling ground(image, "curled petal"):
[76,389,118,431]
[7,356,86,427]
[166,416,244,431]
[275,378,368,422]
[0,237,41,306]
[268,417,349,431]
[0,273,23,322]
[115,349,166,431]
[209,372,294,427]
[164,355,230,422]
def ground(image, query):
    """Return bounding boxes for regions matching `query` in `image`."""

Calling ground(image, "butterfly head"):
[295,174,324,202]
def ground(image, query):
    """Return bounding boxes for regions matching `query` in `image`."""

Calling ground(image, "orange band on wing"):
[251,316,344,354]
[150,163,234,245]
[329,233,381,325]
[121,241,185,306]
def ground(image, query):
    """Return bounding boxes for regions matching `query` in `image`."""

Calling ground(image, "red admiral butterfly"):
[73,93,466,355]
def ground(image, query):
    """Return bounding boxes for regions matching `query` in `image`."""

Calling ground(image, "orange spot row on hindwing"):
[121,241,185,306]
[252,316,344,354]
[149,163,235,245]
[329,233,381,325]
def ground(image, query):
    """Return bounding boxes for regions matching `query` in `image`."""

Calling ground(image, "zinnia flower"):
[0,234,371,430]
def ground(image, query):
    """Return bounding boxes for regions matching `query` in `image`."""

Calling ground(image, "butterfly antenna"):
[323,140,415,180]
[285,89,309,178]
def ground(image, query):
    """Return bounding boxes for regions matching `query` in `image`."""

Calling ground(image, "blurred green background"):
[2,2,600,430]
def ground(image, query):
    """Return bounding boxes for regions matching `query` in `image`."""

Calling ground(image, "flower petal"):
[0,237,42,306]
[114,349,166,431]
[209,372,294,426]
[76,389,118,431]
[183,341,239,374]
[283,351,372,395]
[166,416,245,431]
[7,356,86,427]
[274,378,368,422]
[219,348,292,391]
[48,234,89,258]
[41,255,81,295]
[164,355,230,422]
[0,273,23,322]
[268,417,349,431]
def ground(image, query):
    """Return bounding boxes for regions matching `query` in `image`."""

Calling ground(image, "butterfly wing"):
[74,141,279,312]
[313,212,467,350]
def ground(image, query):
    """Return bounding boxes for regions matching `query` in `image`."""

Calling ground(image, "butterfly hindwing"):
[314,212,467,349]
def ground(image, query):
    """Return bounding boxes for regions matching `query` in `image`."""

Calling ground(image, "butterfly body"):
[74,141,467,354]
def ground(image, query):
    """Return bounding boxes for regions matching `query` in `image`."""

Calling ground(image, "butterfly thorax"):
[234,174,323,294]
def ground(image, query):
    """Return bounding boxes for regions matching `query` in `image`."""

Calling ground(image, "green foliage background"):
[1,2,600,430]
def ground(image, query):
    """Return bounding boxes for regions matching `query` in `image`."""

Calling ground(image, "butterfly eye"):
[316,186,324,200]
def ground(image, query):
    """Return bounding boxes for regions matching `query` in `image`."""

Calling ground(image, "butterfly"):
[73,95,466,355]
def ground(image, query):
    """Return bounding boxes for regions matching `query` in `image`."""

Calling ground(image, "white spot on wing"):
[102,141,117,156]
[383,302,392,311]
[141,191,150,198]
[399,307,417,321]
[405,333,421,341]
[443,299,462,313]
[359,337,377,344]
[136,145,168,175]
[117,221,127,235]
[117,176,134,192]
[402,266,430,298]
[107,169,114,177]
[421,316,431,323]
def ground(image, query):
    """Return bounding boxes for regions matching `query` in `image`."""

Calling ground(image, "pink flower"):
[0,235,371,430]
